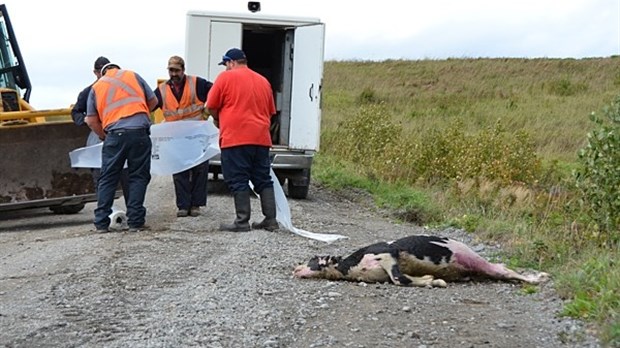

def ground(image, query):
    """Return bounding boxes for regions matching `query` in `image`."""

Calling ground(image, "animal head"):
[293,255,343,280]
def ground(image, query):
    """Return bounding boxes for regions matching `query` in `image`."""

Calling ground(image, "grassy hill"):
[322,58,620,162]
[316,57,620,345]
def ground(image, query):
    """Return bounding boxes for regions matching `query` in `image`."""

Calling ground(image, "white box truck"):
[185,9,325,199]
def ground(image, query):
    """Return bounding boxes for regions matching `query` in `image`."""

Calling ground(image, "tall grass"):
[322,58,620,162]
[316,57,620,345]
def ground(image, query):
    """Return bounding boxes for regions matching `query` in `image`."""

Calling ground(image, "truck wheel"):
[275,173,286,186]
[50,204,85,214]
[287,169,311,199]
[288,184,309,199]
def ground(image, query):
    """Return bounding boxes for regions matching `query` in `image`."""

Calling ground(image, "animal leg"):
[401,274,448,288]
[489,264,550,284]
[373,253,405,285]
[457,253,550,284]
[446,239,550,284]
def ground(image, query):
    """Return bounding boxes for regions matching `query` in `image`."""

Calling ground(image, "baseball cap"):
[100,62,121,75]
[94,56,110,70]
[168,56,185,70]
[218,48,246,65]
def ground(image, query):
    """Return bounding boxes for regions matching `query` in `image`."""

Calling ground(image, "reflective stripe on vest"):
[158,75,205,121]
[94,69,149,129]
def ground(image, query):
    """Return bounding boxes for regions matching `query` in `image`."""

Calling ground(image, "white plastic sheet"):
[268,169,348,243]
[150,121,220,175]
[69,121,220,175]
[69,120,347,242]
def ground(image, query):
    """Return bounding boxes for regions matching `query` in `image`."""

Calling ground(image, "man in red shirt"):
[206,48,278,232]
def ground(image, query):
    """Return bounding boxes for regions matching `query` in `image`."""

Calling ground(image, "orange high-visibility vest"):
[158,75,205,121]
[92,69,150,129]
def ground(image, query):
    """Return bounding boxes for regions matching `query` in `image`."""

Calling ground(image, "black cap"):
[94,56,110,70]
[218,48,246,65]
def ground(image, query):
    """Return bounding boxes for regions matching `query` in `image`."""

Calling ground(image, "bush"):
[547,78,588,96]
[325,111,541,188]
[327,103,402,172]
[574,96,620,242]
[383,119,541,186]
[357,87,381,104]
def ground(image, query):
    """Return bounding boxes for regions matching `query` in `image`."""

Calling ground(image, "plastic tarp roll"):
[109,206,128,230]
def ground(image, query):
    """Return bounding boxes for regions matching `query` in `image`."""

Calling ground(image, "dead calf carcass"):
[293,235,549,287]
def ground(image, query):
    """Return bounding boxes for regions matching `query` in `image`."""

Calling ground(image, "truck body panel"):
[185,10,325,198]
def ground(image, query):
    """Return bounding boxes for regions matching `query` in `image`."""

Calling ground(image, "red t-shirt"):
[206,66,276,149]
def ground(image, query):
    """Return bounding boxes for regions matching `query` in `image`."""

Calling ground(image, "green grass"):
[316,57,620,345]
[322,58,620,163]
[313,154,442,225]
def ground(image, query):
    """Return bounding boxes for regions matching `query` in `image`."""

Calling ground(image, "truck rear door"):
[289,23,325,151]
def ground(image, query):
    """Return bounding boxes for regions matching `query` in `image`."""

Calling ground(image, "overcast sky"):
[3,0,619,109]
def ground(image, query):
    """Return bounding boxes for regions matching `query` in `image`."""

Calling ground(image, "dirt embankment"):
[0,176,600,347]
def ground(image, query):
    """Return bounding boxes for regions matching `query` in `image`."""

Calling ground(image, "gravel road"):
[0,176,601,347]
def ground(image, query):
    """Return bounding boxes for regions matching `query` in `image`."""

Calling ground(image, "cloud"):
[3,0,618,109]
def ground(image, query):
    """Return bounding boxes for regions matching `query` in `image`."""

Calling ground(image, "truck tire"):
[49,204,85,214]
[287,169,311,199]
[275,173,286,186]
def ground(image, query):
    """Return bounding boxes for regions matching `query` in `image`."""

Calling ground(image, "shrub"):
[357,87,381,104]
[547,78,588,96]
[327,103,402,173]
[574,96,620,242]
[396,119,542,186]
[326,112,541,188]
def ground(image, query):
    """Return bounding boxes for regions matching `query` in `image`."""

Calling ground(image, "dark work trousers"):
[173,160,209,210]
[221,145,273,193]
[94,129,152,230]
[92,168,131,204]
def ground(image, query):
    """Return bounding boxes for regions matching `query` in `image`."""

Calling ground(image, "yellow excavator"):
[0,4,103,214]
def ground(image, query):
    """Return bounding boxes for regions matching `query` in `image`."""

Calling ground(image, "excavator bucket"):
[0,4,121,214]
[0,120,98,213]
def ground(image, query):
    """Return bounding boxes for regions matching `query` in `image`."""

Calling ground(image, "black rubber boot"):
[251,187,279,231]
[219,191,251,232]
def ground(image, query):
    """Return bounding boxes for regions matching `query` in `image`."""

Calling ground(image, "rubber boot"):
[251,187,279,231]
[219,191,251,232]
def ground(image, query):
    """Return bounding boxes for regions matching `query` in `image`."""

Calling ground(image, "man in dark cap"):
[206,48,278,232]
[85,62,158,233]
[71,56,129,206]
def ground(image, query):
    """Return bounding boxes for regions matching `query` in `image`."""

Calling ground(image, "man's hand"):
[85,115,106,140]
[207,108,219,128]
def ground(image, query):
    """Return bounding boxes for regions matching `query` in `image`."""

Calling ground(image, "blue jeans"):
[173,160,209,209]
[92,168,131,203]
[221,145,272,193]
[94,128,152,229]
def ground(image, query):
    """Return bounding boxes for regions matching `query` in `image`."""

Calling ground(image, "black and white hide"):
[293,235,549,288]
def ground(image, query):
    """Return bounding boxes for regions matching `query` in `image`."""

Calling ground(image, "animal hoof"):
[431,279,447,288]
[530,272,551,284]
[293,265,311,278]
